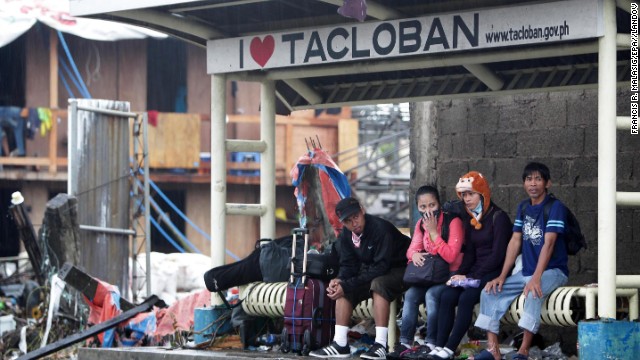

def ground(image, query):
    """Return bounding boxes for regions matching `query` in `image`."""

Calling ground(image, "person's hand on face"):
[423,209,438,234]
[416,193,440,236]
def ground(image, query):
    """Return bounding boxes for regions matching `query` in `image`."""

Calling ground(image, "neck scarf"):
[352,232,363,248]
[472,201,483,219]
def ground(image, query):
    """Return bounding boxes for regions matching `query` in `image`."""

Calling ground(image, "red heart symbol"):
[250,35,275,68]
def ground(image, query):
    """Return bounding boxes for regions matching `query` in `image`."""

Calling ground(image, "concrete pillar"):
[210,74,227,269]
[260,80,276,239]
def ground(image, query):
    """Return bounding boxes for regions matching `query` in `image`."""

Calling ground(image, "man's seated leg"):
[474,273,528,360]
[361,267,405,360]
[516,268,568,357]
[310,297,354,358]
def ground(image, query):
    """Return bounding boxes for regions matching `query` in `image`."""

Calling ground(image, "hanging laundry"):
[147,110,159,127]
[37,107,53,137]
[0,106,27,156]
[24,108,41,139]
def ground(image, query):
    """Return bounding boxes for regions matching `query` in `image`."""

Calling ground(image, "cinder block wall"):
[411,89,639,286]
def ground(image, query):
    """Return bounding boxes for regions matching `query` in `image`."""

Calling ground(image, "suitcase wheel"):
[302,329,311,356]
[280,327,290,353]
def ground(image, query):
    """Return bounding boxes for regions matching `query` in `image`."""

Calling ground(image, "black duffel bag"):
[293,241,340,281]
[203,241,264,292]
[259,235,304,282]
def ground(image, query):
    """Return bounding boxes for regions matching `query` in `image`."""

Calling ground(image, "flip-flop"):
[472,349,497,360]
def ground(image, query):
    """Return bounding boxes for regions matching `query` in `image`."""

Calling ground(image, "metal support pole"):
[260,80,276,239]
[79,224,135,235]
[67,99,77,195]
[211,74,227,269]
[131,117,140,301]
[143,112,151,298]
[597,0,617,319]
[616,191,640,207]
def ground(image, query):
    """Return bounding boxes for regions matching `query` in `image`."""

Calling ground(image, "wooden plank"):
[9,203,46,285]
[41,195,81,268]
[338,119,359,172]
[227,161,260,170]
[226,114,340,127]
[225,175,260,185]
[147,113,201,169]
[284,124,294,173]
[0,157,53,166]
[58,263,134,311]
[48,109,58,174]
[49,29,58,109]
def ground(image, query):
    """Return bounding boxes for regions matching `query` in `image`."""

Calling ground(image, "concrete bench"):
[240,281,397,320]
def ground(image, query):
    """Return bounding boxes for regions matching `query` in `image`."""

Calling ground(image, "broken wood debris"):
[58,263,135,311]
[16,295,161,360]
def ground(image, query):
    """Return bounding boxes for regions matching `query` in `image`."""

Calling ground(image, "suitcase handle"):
[291,228,309,285]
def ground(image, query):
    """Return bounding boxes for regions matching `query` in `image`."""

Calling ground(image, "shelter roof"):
[70,0,632,112]
[0,0,166,48]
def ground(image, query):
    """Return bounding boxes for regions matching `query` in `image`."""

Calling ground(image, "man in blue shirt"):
[472,162,569,360]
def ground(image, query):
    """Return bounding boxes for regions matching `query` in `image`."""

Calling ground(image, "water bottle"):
[226,287,240,305]
[451,278,480,288]
[307,246,320,254]
[257,333,279,345]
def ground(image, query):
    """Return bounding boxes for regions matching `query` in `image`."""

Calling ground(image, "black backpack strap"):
[440,212,458,243]
[519,202,526,223]
[542,194,557,227]
[492,208,502,226]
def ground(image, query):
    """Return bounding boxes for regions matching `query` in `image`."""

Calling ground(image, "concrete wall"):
[410,88,639,286]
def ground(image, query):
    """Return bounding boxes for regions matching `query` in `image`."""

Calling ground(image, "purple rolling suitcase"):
[281,228,335,355]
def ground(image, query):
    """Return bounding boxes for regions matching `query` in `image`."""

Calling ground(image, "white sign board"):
[207,0,602,74]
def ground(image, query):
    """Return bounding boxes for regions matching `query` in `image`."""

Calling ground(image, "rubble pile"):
[0,257,87,359]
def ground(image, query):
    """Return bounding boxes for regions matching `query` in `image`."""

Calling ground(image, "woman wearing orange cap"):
[425,172,512,360]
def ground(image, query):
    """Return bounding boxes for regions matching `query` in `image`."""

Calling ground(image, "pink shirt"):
[406,214,465,272]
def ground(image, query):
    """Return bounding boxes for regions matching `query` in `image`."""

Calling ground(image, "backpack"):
[519,194,586,255]
[440,211,459,243]
[442,199,466,221]
[442,199,504,230]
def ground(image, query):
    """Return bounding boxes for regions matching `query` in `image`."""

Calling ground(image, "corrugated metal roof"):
[70,0,632,113]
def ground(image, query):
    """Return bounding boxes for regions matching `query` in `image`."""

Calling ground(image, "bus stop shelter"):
[69,0,636,338]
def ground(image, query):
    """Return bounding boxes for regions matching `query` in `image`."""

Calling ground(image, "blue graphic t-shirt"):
[513,195,569,276]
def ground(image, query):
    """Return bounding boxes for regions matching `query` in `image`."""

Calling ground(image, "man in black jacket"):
[310,197,410,359]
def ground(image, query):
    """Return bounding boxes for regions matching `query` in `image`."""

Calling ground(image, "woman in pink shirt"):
[388,185,465,360]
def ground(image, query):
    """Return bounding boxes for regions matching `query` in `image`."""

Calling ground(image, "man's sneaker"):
[386,344,410,360]
[361,342,387,359]
[309,341,351,358]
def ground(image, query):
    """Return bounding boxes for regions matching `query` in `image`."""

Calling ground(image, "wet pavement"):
[79,347,318,360]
